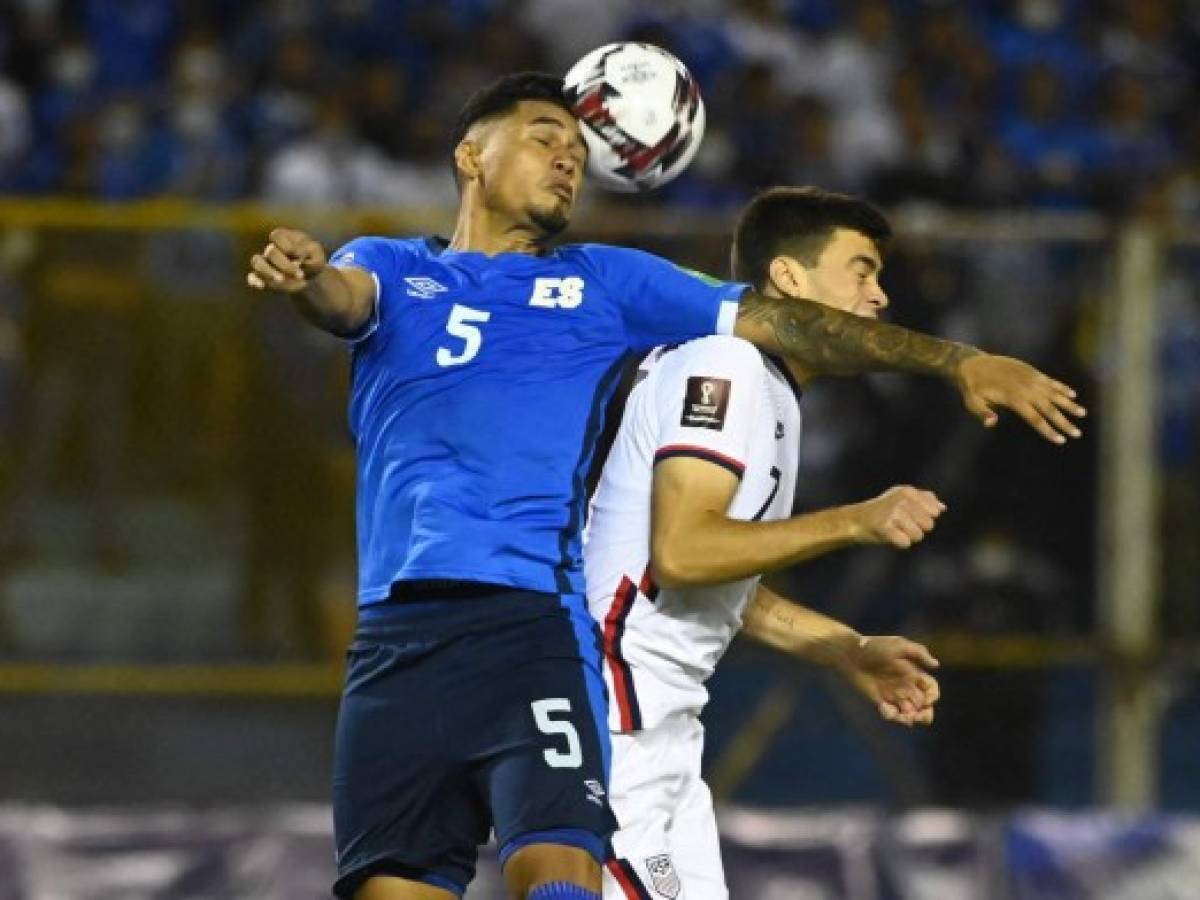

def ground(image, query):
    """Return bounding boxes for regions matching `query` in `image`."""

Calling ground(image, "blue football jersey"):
[329,236,746,604]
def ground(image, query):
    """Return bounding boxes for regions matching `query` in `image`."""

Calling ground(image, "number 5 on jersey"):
[437,303,490,367]
[531,698,583,768]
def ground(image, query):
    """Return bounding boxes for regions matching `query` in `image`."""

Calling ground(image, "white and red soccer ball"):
[563,42,706,193]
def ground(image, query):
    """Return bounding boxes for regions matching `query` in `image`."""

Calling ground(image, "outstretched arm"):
[733,290,1087,443]
[741,583,940,726]
[735,289,978,378]
[246,228,376,337]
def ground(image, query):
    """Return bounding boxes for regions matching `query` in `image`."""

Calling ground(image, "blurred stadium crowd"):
[0,0,1197,213]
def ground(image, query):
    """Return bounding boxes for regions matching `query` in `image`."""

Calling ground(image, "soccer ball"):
[563,42,706,193]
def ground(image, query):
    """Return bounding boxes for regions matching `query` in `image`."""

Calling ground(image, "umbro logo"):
[405,276,448,299]
[584,778,606,807]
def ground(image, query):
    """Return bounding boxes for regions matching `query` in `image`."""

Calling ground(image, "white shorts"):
[603,714,727,900]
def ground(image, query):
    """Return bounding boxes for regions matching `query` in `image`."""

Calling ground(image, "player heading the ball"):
[245,64,1085,900]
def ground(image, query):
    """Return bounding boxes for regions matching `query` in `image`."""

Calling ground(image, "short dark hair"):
[450,71,571,169]
[731,186,892,289]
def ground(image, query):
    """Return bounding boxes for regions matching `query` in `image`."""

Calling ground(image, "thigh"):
[668,722,726,900]
[666,773,726,900]
[604,730,681,900]
[354,876,458,900]
[333,634,487,898]
[474,606,617,866]
[604,719,727,900]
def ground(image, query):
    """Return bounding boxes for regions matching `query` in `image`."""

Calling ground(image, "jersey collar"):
[764,353,804,401]
[424,234,559,260]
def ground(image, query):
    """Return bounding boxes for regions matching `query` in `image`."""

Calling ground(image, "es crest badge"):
[528,276,585,309]
[645,854,681,899]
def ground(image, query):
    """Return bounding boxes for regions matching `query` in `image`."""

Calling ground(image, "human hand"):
[838,635,940,726]
[955,354,1086,444]
[851,486,945,550]
[246,227,328,293]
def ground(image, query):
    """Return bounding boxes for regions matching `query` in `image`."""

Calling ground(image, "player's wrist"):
[841,504,872,545]
[814,629,868,671]
[950,345,987,385]
[307,261,338,289]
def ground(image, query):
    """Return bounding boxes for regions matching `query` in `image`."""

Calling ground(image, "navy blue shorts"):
[332,586,616,897]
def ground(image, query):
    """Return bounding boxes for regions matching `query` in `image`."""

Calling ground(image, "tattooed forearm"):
[735,291,981,378]
[743,587,862,664]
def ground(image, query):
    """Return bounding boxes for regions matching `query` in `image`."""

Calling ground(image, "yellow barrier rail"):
[0,634,1195,697]
[9,197,1195,242]
[0,663,342,697]
[0,198,726,238]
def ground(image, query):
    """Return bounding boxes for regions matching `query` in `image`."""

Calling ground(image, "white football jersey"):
[585,334,802,733]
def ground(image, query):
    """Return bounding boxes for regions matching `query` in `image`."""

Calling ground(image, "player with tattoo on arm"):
[586,188,972,899]
[245,69,1082,900]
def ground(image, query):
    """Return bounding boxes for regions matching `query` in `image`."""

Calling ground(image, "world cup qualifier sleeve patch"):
[681,377,731,430]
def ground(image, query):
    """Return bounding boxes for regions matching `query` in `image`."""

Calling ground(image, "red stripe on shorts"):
[606,858,653,900]
[601,575,642,731]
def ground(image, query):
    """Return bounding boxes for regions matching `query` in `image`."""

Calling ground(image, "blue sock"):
[526,883,600,900]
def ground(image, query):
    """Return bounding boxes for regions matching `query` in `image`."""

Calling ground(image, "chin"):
[530,204,570,238]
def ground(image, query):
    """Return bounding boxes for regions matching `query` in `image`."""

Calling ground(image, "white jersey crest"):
[585,335,803,732]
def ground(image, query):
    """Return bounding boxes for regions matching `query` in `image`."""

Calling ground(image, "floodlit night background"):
[0,1,1198,896]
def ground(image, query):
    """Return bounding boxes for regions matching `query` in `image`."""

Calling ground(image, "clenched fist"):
[246,228,328,293]
[851,486,945,549]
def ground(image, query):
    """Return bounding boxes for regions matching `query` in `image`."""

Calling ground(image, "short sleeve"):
[651,338,766,480]
[583,245,748,352]
[328,236,399,343]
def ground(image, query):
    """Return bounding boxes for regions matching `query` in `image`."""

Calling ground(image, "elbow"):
[650,542,705,589]
[325,296,375,338]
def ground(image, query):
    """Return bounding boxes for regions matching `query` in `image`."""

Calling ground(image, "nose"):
[869,283,889,311]
[553,154,577,178]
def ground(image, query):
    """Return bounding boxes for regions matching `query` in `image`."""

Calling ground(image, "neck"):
[448,190,546,256]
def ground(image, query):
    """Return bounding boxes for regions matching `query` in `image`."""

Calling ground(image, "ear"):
[767,256,810,299]
[454,139,482,183]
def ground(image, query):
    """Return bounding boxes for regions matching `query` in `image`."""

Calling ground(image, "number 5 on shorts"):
[530,698,583,769]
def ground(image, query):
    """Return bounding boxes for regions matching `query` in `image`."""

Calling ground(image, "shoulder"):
[558,242,647,262]
[331,235,427,267]
[649,337,768,401]
[557,242,668,277]
[665,335,767,375]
